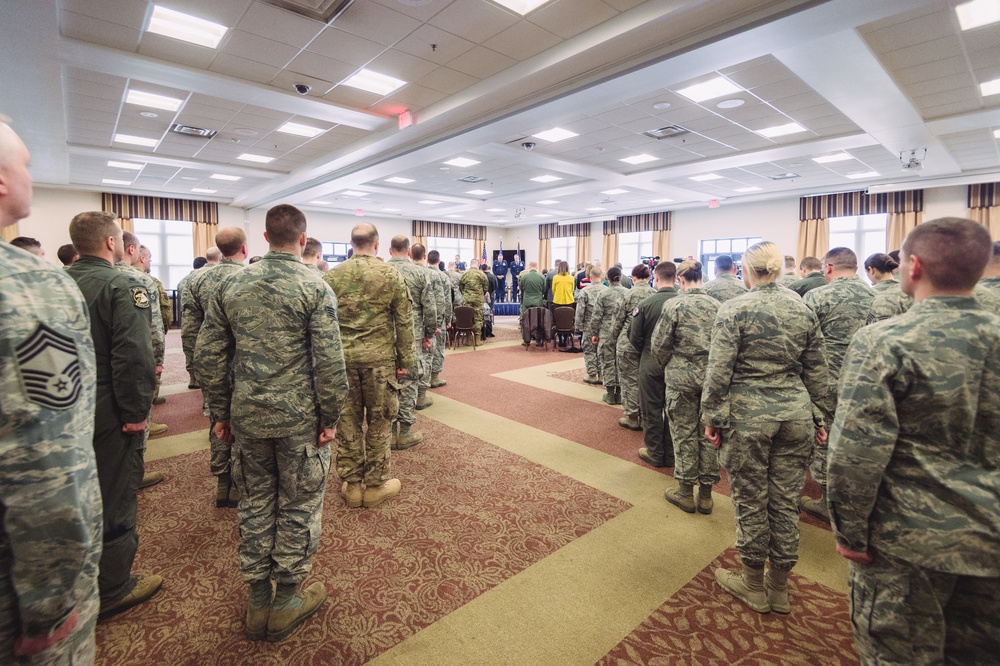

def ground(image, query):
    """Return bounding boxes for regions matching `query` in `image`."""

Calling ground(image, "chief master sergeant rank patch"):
[14,323,83,410]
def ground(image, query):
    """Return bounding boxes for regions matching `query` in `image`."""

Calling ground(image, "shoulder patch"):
[130,286,151,309]
[632,306,639,316]
[14,323,82,410]
[325,305,337,319]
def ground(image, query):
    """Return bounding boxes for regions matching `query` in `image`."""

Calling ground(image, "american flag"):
[481,242,487,264]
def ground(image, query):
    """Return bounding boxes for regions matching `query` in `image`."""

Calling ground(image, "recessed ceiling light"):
[771,172,799,180]
[486,208,506,212]
[114,134,159,147]
[234,128,259,137]
[237,153,274,163]
[716,98,745,109]
[385,177,415,184]
[108,160,144,170]
[210,174,241,181]
[102,178,132,186]
[277,122,325,138]
[956,0,1000,30]
[467,189,492,195]
[652,102,671,110]
[601,188,628,195]
[340,190,367,197]
[676,77,743,103]
[813,153,854,164]
[446,215,463,218]
[126,90,183,112]
[382,208,401,212]
[309,200,332,205]
[757,122,807,138]
[689,174,722,182]
[139,111,159,118]
[530,175,562,183]
[980,78,1000,97]
[192,188,217,194]
[181,177,198,181]
[146,5,228,49]
[620,154,658,165]
[994,128,1000,139]
[535,214,553,218]
[490,0,553,15]
[532,127,578,142]
[585,207,605,211]
[444,157,480,168]
[650,198,673,203]
[846,171,880,179]
[536,199,559,204]
[735,186,762,192]
[418,200,441,204]
[342,68,406,96]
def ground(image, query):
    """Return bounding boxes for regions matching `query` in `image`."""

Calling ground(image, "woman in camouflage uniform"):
[864,252,912,324]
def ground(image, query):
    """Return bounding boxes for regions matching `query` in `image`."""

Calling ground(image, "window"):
[699,236,761,277]
[132,218,194,289]
[618,231,652,268]
[427,237,474,267]
[829,214,887,276]
[551,236,575,269]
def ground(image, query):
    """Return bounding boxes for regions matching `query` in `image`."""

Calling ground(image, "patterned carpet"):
[97,417,630,665]
[598,549,858,665]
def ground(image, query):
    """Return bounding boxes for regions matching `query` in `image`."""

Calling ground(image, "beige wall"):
[19,187,102,264]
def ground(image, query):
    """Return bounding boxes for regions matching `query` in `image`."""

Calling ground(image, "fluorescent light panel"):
[757,122,807,138]
[536,200,559,205]
[277,122,325,138]
[102,178,132,185]
[446,215,463,218]
[530,175,561,183]
[676,76,743,103]
[237,153,274,163]
[994,129,1000,139]
[620,154,658,165]
[532,127,578,142]
[956,0,1000,30]
[490,0,552,15]
[650,198,673,203]
[444,157,480,168]
[735,186,762,192]
[108,160,143,170]
[126,90,183,111]
[601,188,628,194]
[210,174,241,181]
[812,153,853,164]
[585,207,605,211]
[980,78,1000,97]
[146,5,228,49]
[114,134,159,147]
[689,174,722,182]
[342,68,406,96]
[385,177,414,184]
[846,171,880,179]
[341,190,367,197]
[191,188,217,193]
[535,214,552,218]
[309,200,332,205]
[486,208,506,212]
[466,189,492,195]
[418,200,441,204]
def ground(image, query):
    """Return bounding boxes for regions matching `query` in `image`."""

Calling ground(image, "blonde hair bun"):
[743,241,784,278]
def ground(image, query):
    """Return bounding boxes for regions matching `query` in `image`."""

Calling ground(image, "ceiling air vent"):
[458,175,485,183]
[259,0,355,23]
[770,172,799,180]
[643,125,689,139]
[170,124,218,139]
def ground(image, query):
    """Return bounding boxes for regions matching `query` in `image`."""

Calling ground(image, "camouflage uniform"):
[611,283,655,419]
[574,282,607,378]
[324,255,415,486]
[629,286,679,464]
[975,280,1000,316]
[458,266,490,336]
[116,261,164,368]
[151,275,171,333]
[176,267,204,382]
[425,265,452,376]
[67,256,156,603]
[702,283,829,570]
[804,275,873,486]
[387,257,437,426]
[827,296,1000,664]
[777,271,798,286]
[447,270,463,305]
[197,251,347,584]
[650,288,721,485]
[866,278,912,324]
[703,274,748,303]
[587,283,627,390]
[187,259,244,478]
[0,244,102,663]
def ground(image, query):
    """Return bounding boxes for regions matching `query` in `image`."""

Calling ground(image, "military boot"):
[341,482,363,508]
[152,395,166,405]
[664,482,696,513]
[474,333,483,346]
[149,422,168,437]
[698,484,715,515]
[415,390,433,410]
[245,580,272,641]
[139,471,164,489]
[638,447,666,467]
[715,564,770,613]
[363,478,401,508]
[801,487,830,521]
[618,416,641,431]
[430,372,447,388]
[584,375,601,384]
[266,582,327,642]
[602,388,617,405]
[395,424,423,450]
[216,474,232,508]
[614,387,623,404]
[99,574,163,620]
[228,484,239,509]
[765,568,791,614]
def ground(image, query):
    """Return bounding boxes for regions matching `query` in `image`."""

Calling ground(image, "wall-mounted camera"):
[294,83,312,95]
[521,141,536,151]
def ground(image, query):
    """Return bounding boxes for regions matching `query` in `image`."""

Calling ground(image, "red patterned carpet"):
[598,548,858,665]
[97,417,630,665]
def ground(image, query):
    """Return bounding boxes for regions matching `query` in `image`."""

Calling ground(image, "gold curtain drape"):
[473,240,485,267]
[412,234,427,250]
[193,221,216,257]
[968,206,1000,241]
[574,237,588,267]
[797,218,829,262]
[538,238,551,272]
[602,233,618,270]
[652,229,670,262]
[886,211,921,251]
[1,223,19,242]
[117,217,134,233]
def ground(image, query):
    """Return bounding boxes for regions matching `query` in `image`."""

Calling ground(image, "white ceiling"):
[2,0,999,226]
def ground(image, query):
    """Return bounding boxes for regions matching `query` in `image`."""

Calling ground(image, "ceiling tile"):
[365,49,439,83]
[220,30,299,68]
[592,105,650,125]
[395,24,476,65]
[879,36,964,72]
[483,20,561,61]
[157,0,254,27]
[59,10,141,51]
[138,33,218,69]
[322,85,384,108]
[210,53,282,85]
[446,46,517,79]
[286,50,356,85]
[527,0,618,39]
[60,0,149,29]
[269,69,337,97]
[415,67,480,95]
[335,1,423,46]
[860,9,953,53]
[429,0,519,44]
[893,56,968,85]
[236,1,325,47]
[371,0,456,21]
[307,28,387,66]
[378,83,447,108]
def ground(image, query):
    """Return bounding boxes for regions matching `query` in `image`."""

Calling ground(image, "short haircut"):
[139,245,151,261]
[411,243,426,261]
[714,255,734,272]
[902,217,991,291]
[57,243,78,266]
[824,246,858,271]
[606,266,622,282]
[265,204,307,247]
[351,223,378,249]
[121,230,139,251]
[193,257,208,269]
[588,266,602,279]
[390,235,410,253]
[427,250,440,265]
[480,263,488,271]
[864,252,898,274]
[677,260,703,282]
[654,261,676,283]
[69,211,120,255]
[631,263,650,280]
[10,236,41,252]
[205,247,222,262]
[248,256,262,264]
[800,256,823,271]
[302,236,322,258]
[215,227,247,257]
[784,255,796,269]
[991,241,1000,263]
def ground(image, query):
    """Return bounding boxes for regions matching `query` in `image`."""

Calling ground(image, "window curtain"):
[473,240,486,267]
[1,223,19,242]
[118,217,134,233]
[799,189,923,259]
[601,232,618,270]
[652,230,670,262]
[603,211,670,266]
[797,218,829,262]
[412,234,427,250]
[539,222,590,271]
[886,211,921,251]
[102,193,218,255]
[968,183,1000,241]
[574,239,588,267]
[538,238,551,271]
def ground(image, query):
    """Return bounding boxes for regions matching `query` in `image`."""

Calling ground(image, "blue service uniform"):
[493,257,508,302]
[509,258,525,302]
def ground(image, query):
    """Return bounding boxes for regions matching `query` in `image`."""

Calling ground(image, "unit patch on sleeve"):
[131,286,151,309]
[14,323,82,410]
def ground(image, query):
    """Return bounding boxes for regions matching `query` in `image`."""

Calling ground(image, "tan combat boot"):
[215,474,232,507]
[99,574,164,620]
[139,471,164,489]
[149,422,168,437]
[430,372,447,388]
[698,484,714,514]
[618,416,641,431]
[801,487,830,521]
[602,388,617,405]
[245,580,272,641]
[266,582,327,642]
[341,482,363,508]
[584,375,601,384]
[415,390,433,410]
[765,568,791,614]
[395,424,423,450]
[664,482,696,513]
[363,478,401,508]
[715,564,770,613]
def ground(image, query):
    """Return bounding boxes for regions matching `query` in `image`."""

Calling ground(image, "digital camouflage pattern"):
[574,282,606,378]
[459,266,490,334]
[424,265,452,374]
[115,261,164,367]
[866,278,912,324]
[650,288,721,485]
[587,283,626,389]
[387,257,437,426]
[0,243,102,664]
[176,266,205,379]
[827,296,1000,575]
[151,274,171,333]
[612,282,654,418]
[974,281,1000,316]
[703,274,748,303]
[196,251,348,439]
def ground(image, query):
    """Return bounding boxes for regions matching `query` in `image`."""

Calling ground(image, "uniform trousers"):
[598,339,618,389]
[433,328,447,373]
[397,334,426,426]
[638,354,672,464]
[667,390,720,485]
[582,336,599,378]
[336,365,399,486]
[616,342,641,419]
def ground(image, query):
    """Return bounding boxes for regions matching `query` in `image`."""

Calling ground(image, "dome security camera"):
[294,83,312,95]
[521,142,536,151]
